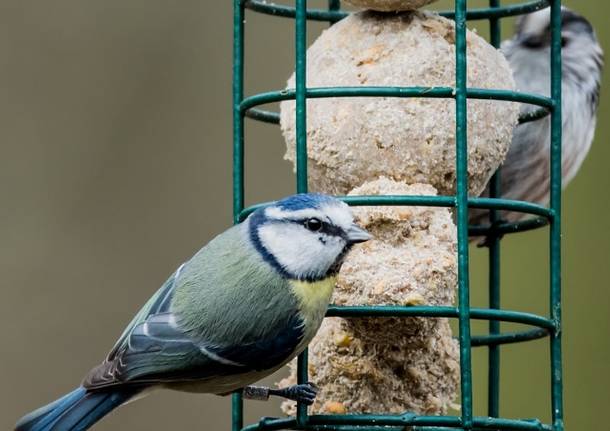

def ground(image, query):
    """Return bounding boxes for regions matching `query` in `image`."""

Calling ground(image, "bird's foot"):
[269,382,318,405]
[242,385,271,401]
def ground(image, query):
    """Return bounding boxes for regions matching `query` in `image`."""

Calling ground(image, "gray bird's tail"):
[15,386,138,431]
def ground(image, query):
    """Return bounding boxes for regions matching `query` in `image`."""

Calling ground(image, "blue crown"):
[274,193,338,211]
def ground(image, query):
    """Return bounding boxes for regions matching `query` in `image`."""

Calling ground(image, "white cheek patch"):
[320,202,354,232]
[258,223,346,279]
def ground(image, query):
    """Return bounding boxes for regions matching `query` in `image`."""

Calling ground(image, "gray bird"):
[470,6,603,229]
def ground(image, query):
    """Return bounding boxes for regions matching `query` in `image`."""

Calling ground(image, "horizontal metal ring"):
[244,108,280,124]
[245,104,551,125]
[243,0,549,22]
[238,196,554,223]
[469,217,549,237]
[242,414,551,431]
[240,87,554,113]
[326,305,556,332]
[471,328,549,347]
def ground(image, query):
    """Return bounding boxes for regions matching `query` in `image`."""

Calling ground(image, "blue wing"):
[84,224,307,390]
[103,263,186,362]
[83,265,304,389]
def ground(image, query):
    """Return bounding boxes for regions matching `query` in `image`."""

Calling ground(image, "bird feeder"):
[232,1,563,431]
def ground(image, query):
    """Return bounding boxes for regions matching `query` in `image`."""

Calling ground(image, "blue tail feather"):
[15,388,86,431]
[15,387,137,431]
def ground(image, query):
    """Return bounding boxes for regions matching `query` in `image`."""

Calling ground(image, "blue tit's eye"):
[561,36,569,47]
[304,218,322,232]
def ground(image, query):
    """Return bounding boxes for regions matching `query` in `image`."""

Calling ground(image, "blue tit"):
[15,193,371,431]
[470,6,603,228]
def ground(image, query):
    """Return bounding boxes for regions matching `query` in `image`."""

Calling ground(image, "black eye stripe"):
[288,218,344,237]
[321,223,343,237]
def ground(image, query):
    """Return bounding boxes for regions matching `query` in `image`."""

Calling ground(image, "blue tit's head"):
[247,193,371,281]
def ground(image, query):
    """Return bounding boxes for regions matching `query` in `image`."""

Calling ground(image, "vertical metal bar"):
[295,0,309,427]
[295,0,308,195]
[232,392,244,431]
[549,1,563,430]
[232,1,245,430]
[487,0,501,420]
[488,0,501,47]
[487,193,501,422]
[233,0,245,224]
[328,0,341,24]
[454,0,473,429]
[297,349,309,427]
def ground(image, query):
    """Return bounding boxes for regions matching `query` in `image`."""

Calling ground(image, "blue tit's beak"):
[345,224,372,244]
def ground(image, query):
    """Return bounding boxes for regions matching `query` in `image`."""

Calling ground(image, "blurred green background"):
[1,0,607,430]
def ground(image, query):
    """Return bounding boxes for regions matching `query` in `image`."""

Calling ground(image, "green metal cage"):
[231,0,563,430]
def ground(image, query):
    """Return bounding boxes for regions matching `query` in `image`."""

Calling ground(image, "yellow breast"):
[290,276,336,340]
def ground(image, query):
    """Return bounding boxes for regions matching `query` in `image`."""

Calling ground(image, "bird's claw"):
[270,382,318,405]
